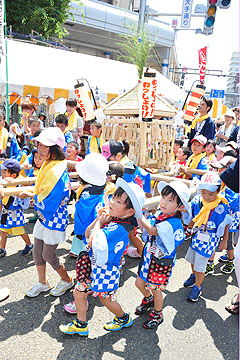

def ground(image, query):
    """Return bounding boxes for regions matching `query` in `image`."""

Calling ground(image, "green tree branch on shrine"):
[117,22,155,79]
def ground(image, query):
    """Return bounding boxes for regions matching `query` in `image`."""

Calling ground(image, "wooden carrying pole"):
[1,181,81,197]
[20,160,79,171]
[0,172,79,187]
[150,174,192,186]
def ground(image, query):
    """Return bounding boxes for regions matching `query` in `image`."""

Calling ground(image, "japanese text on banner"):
[142,78,157,119]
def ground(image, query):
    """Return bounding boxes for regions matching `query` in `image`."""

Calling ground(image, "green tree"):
[117,22,155,79]
[6,0,83,39]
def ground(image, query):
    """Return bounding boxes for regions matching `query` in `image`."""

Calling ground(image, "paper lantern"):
[74,82,95,121]
[184,84,206,124]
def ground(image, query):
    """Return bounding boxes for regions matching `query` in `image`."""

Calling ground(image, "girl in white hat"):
[60,179,145,336]
[19,127,74,298]
[135,181,190,329]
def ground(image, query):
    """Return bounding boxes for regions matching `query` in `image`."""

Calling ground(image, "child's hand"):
[4,177,14,183]
[99,212,111,227]
[97,207,109,219]
[18,191,34,199]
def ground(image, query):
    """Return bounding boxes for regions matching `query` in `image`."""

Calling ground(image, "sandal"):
[225,294,239,315]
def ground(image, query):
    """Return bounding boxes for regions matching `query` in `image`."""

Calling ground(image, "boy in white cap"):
[183,171,232,302]
[135,181,190,329]
[59,179,145,336]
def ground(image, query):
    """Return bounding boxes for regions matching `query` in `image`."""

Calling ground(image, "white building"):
[62,0,179,83]
[225,51,239,108]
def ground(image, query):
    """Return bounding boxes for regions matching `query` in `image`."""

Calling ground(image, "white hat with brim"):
[157,181,191,215]
[34,127,65,148]
[224,109,236,120]
[76,153,109,186]
[116,178,145,219]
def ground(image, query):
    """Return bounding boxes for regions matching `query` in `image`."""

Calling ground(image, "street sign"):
[210,89,225,98]
[181,0,193,28]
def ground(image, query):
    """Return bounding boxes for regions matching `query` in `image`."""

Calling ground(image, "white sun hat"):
[157,181,191,215]
[116,178,145,219]
[34,127,65,148]
[76,153,109,186]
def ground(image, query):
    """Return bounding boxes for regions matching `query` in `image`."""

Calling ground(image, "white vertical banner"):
[0,0,4,58]
[181,0,193,28]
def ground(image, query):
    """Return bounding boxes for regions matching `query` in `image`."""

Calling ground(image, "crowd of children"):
[0,101,239,338]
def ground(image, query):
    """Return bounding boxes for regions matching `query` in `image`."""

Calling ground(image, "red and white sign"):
[198,46,207,85]
[74,83,95,121]
[141,74,157,119]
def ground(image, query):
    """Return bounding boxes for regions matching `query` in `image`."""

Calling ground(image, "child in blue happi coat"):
[60,179,145,336]
[20,127,73,298]
[205,156,239,275]
[135,181,190,329]
[183,171,232,302]
[69,153,108,258]
[0,159,33,257]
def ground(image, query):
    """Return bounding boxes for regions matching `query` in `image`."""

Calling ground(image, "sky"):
[148,0,239,92]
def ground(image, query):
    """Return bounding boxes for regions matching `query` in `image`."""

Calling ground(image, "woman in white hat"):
[135,181,190,329]
[216,110,236,147]
[20,127,74,298]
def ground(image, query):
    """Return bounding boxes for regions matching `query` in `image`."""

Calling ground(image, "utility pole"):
[138,0,147,33]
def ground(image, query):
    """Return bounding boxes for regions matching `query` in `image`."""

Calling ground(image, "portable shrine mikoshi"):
[102,118,175,169]
[102,81,178,170]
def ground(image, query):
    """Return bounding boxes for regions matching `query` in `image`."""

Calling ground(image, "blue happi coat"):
[90,219,134,292]
[34,171,70,231]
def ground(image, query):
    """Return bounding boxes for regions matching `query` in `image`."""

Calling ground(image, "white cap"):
[76,153,109,186]
[34,127,65,148]
[199,171,221,192]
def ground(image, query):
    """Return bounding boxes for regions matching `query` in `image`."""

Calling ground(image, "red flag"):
[198,46,207,85]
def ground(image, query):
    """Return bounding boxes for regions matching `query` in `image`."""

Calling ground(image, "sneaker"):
[0,248,6,257]
[104,313,133,331]
[205,263,214,276]
[50,279,74,297]
[221,260,235,274]
[183,273,196,288]
[219,253,229,263]
[59,319,89,336]
[26,281,51,297]
[142,310,163,329]
[21,244,33,256]
[64,300,89,314]
[187,285,202,302]
[127,247,141,258]
[135,296,154,315]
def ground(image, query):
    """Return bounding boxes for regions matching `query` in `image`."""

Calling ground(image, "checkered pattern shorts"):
[91,264,120,292]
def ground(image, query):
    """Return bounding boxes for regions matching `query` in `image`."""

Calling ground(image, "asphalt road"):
[0,205,239,360]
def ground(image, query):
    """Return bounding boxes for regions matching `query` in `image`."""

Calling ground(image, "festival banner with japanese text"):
[198,46,207,84]
[141,73,157,119]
